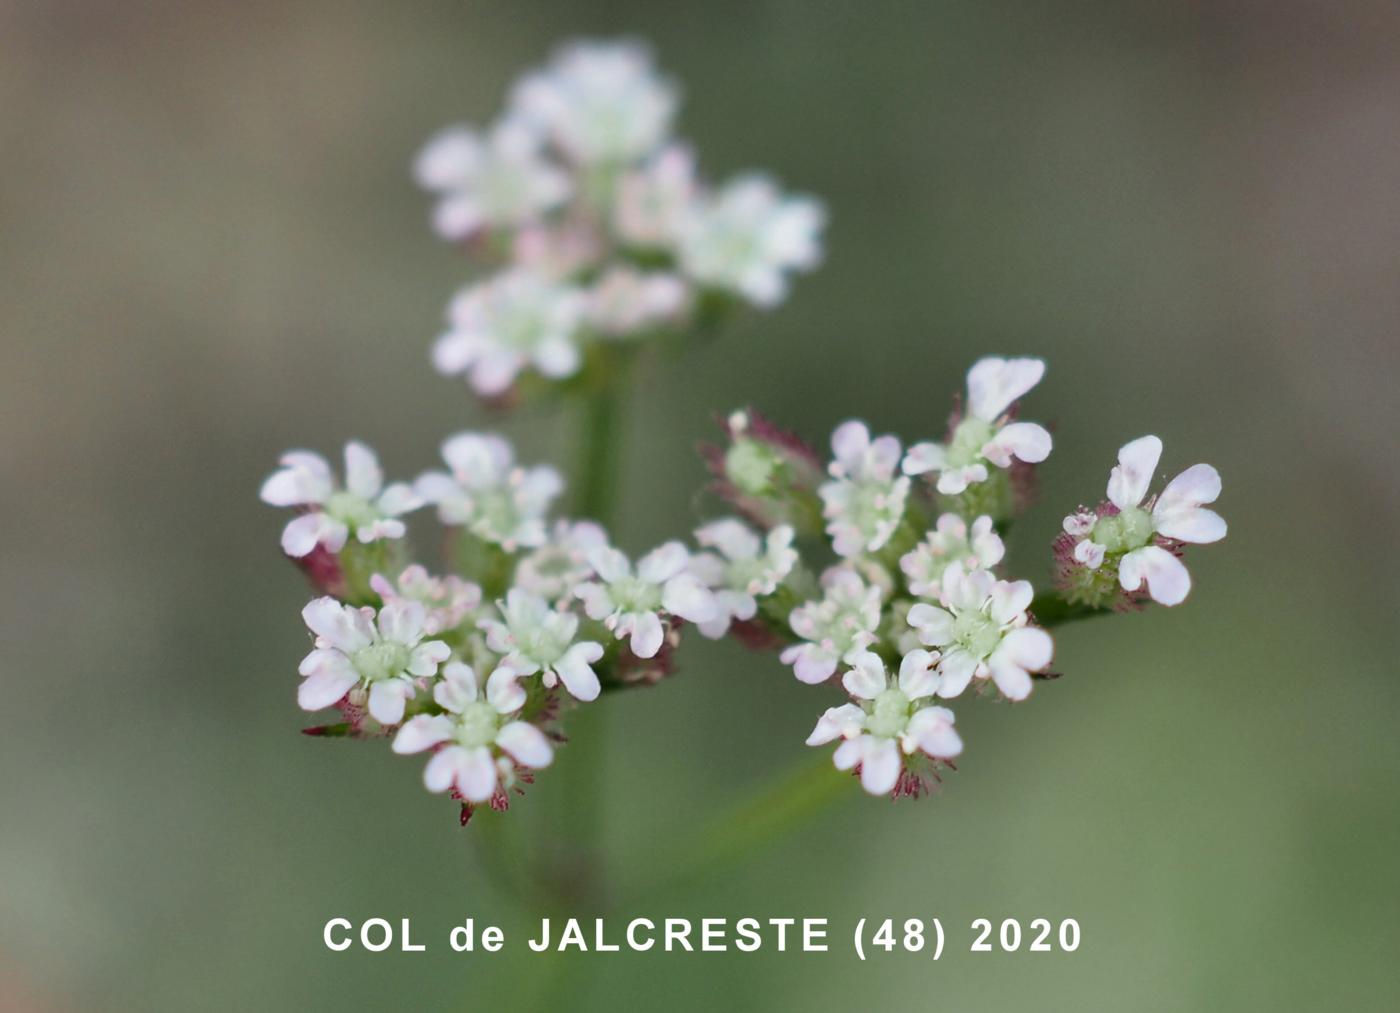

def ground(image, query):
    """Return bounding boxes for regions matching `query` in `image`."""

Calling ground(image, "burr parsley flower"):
[806,651,963,796]
[575,542,718,658]
[432,269,587,396]
[586,266,690,337]
[480,589,604,701]
[781,566,883,684]
[297,597,451,725]
[613,143,697,248]
[393,662,553,803]
[368,565,482,638]
[260,442,421,558]
[414,119,571,241]
[1062,435,1226,607]
[678,176,825,308]
[818,421,911,558]
[513,520,609,602]
[906,564,1052,701]
[510,39,677,167]
[903,357,1053,495]
[689,519,798,639]
[416,432,563,551]
[899,514,1005,599]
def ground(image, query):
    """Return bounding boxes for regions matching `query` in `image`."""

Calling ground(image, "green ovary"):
[725,439,777,495]
[455,701,500,749]
[953,611,1001,660]
[609,576,663,613]
[325,491,378,528]
[946,417,995,467]
[1091,506,1154,553]
[353,642,410,683]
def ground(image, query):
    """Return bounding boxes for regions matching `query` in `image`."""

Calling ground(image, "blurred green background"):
[4,1,1399,1009]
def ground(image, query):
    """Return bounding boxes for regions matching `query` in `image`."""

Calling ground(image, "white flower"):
[905,564,1052,702]
[414,119,571,241]
[511,219,606,280]
[260,442,421,558]
[432,270,586,396]
[392,662,552,803]
[806,651,963,796]
[480,589,604,701]
[613,143,697,247]
[368,565,482,637]
[780,566,883,684]
[903,357,1053,495]
[513,520,610,602]
[818,421,911,558]
[689,519,798,639]
[297,597,451,725]
[677,175,825,307]
[899,514,1005,599]
[575,542,718,658]
[416,432,563,551]
[1064,435,1226,606]
[586,266,690,337]
[510,39,677,166]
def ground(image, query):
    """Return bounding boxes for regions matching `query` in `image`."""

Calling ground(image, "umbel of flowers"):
[261,39,1227,824]
[416,38,825,401]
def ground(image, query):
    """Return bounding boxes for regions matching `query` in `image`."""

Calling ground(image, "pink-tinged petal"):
[297,668,358,712]
[1119,545,1191,606]
[806,703,866,746]
[627,611,665,659]
[902,441,946,477]
[375,482,422,518]
[407,641,450,677]
[784,644,837,685]
[841,652,888,700]
[1153,464,1225,540]
[906,706,963,759]
[260,453,333,506]
[907,603,955,646]
[831,737,863,771]
[575,582,616,621]
[320,519,350,554]
[1073,539,1106,569]
[441,431,512,481]
[1107,435,1162,510]
[281,513,330,557]
[534,337,580,379]
[859,737,902,796]
[458,746,499,803]
[496,722,553,768]
[431,331,482,375]
[392,715,454,754]
[935,649,979,699]
[424,746,469,794]
[587,545,632,583]
[414,126,483,190]
[897,650,939,698]
[830,420,872,470]
[982,422,1052,467]
[936,463,987,495]
[638,541,690,583]
[302,597,373,653]
[435,662,479,711]
[966,356,1045,421]
[695,518,761,560]
[297,647,351,679]
[662,574,718,624]
[367,680,409,725]
[987,660,1032,701]
[554,642,603,701]
[1063,512,1095,537]
[989,579,1034,625]
[470,351,523,396]
[433,196,487,241]
[486,666,526,714]
[343,441,383,500]
[1155,461,1221,509]
[1154,506,1227,544]
[996,626,1053,672]
[413,470,461,506]
[377,599,426,646]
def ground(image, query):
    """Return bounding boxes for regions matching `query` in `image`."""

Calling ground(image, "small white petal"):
[297,668,358,712]
[1107,435,1162,511]
[628,611,665,659]
[901,441,946,477]
[906,706,963,759]
[859,737,902,796]
[302,597,373,653]
[424,746,469,794]
[662,573,718,623]
[935,649,979,698]
[907,603,955,646]
[841,651,887,700]
[1119,545,1191,606]
[280,513,330,557]
[367,680,409,725]
[553,642,603,701]
[983,422,1052,467]
[496,721,553,768]
[343,441,383,500]
[459,746,499,802]
[832,737,863,771]
[486,666,527,714]
[377,599,426,646]
[989,579,1034,625]
[806,703,866,746]
[966,356,1045,421]
[392,714,454,754]
[897,649,939,699]
[638,541,690,583]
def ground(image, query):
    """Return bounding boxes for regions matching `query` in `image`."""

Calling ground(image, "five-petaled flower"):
[899,513,1005,600]
[781,565,884,684]
[260,442,421,558]
[806,650,964,796]
[903,357,1053,494]
[689,519,798,639]
[416,432,563,551]
[575,542,718,658]
[393,662,553,803]
[368,565,482,638]
[818,421,912,558]
[297,596,451,725]
[480,589,605,701]
[905,564,1053,701]
[1062,435,1226,606]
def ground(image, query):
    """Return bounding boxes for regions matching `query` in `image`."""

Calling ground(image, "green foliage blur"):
[3,1,1398,1010]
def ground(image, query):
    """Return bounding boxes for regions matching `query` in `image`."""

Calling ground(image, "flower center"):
[868,687,911,738]
[1091,506,1154,553]
[455,701,500,749]
[610,575,663,613]
[471,488,521,538]
[352,641,410,683]
[725,438,777,495]
[953,610,1002,659]
[946,417,995,468]
[325,490,378,529]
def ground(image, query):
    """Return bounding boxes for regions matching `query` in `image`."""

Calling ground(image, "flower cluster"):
[416,39,825,398]
[702,356,1225,798]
